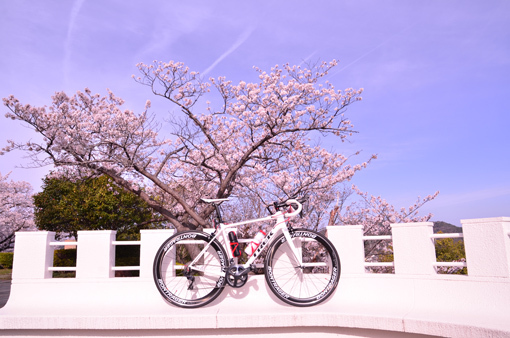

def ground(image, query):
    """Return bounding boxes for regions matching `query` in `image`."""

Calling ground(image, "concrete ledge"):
[1,275,509,337]
[0,328,440,338]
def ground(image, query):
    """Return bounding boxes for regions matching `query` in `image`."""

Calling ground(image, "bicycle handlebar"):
[265,197,307,216]
[283,199,302,218]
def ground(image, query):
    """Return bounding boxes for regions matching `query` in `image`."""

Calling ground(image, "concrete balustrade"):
[391,222,437,275]
[139,229,176,279]
[461,217,510,277]
[11,231,55,280]
[1,217,509,337]
[326,224,365,275]
[76,230,116,279]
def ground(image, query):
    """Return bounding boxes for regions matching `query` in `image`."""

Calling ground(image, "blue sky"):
[1,0,509,226]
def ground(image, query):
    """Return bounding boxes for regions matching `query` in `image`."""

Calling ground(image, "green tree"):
[435,233,467,275]
[33,175,164,239]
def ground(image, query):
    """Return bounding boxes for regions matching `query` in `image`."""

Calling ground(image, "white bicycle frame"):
[187,199,303,277]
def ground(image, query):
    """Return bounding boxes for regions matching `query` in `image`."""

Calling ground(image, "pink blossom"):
[0,172,35,251]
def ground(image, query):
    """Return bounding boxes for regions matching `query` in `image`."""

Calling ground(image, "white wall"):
[1,217,509,338]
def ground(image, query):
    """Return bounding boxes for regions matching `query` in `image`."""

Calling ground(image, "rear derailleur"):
[183,265,195,290]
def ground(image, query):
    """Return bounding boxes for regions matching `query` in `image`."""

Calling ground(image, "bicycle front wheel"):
[264,228,340,306]
[153,231,228,308]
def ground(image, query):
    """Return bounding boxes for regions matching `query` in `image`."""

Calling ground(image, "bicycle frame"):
[187,200,303,277]
[153,198,340,308]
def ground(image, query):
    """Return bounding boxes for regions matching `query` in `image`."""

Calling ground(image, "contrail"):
[298,51,318,67]
[63,0,86,88]
[202,26,255,76]
[331,22,418,76]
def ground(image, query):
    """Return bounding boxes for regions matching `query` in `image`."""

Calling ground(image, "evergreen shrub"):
[0,252,14,269]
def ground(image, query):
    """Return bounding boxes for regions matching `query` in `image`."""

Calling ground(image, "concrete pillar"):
[139,229,175,279]
[12,231,55,280]
[391,222,436,275]
[461,217,510,277]
[326,225,365,274]
[76,230,116,279]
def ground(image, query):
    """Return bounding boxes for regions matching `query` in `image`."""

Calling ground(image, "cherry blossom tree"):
[333,185,440,236]
[330,185,439,271]
[0,172,35,251]
[2,60,370,233]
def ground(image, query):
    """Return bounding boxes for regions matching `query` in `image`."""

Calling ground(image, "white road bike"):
[153,198,341,308]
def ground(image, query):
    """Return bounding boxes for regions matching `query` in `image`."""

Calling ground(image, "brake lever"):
[274,201,281,211]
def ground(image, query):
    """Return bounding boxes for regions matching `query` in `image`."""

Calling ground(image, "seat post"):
[214,204,224,224]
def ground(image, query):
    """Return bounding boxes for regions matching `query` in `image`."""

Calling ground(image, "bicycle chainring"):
[225,264,249,288]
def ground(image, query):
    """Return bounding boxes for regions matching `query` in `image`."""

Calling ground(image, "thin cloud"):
[202,26,255,76]
[436,187,510,207]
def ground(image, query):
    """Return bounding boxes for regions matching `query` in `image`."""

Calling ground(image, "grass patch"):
[0,269,12,280]
[52,271,76,278]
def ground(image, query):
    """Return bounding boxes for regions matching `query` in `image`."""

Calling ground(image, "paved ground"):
[0,280,11,308]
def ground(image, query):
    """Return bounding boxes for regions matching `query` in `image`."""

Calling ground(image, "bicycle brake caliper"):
[287,222,295,235]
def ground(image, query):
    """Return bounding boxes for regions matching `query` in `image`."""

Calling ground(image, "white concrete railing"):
[351,227,468,271]
[361,234,394,269]
[429,233,467,270]
[0,217,509,338]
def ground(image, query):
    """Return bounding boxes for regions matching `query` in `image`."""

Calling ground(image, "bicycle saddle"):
[201,198,230,204]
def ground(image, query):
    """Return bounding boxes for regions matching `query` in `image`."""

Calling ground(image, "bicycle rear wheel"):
[264,228,340,306]
[153,231,228,308]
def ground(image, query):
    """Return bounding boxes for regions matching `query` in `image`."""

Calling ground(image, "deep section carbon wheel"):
[264,228,340,306]
[153,231,228,308]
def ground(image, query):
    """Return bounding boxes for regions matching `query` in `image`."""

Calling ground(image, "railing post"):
[12,231,55,280]
[139,229,175,279]
[461,217,510,277]
[327,225,365,274]
[76,230,116,279]
[391,222,436,275]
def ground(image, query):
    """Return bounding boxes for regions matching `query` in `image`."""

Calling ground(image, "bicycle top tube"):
[217,198,303,229]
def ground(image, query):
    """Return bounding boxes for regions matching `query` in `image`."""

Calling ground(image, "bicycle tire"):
[264,228,340,306]
[153,231,228,308]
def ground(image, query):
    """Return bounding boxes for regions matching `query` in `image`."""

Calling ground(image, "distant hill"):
[433,221,462,234]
